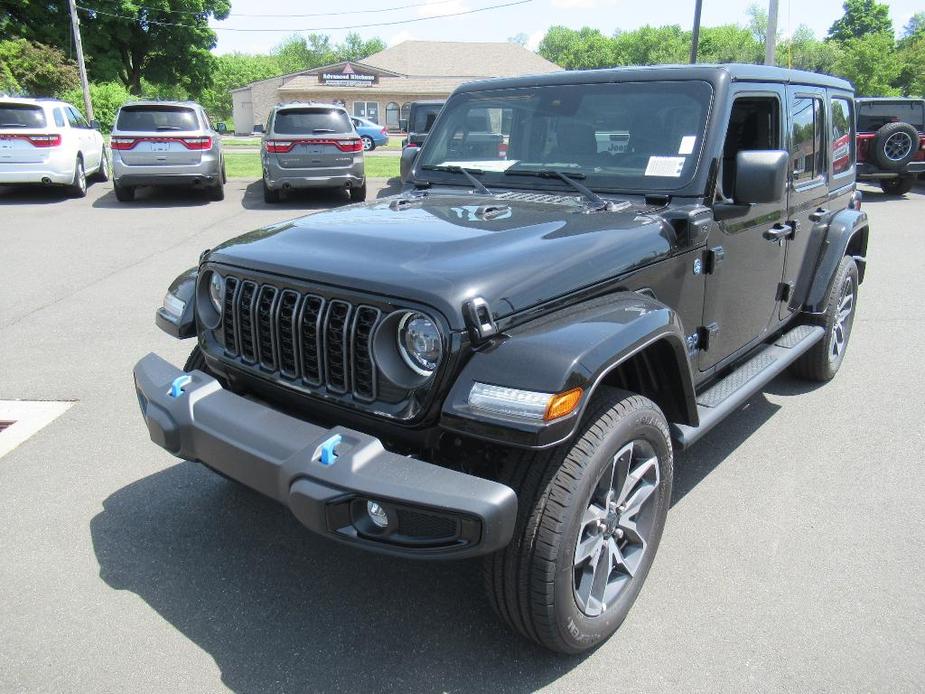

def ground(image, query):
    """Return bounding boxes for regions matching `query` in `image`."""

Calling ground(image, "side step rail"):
[671,325,824,450]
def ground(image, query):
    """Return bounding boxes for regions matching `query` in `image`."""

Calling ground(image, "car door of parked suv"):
[700,88,789,371]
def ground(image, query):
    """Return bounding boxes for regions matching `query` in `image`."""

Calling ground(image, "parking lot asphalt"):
[0,177,923,693]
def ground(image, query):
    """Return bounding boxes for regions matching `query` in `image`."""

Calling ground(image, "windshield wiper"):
[421,164,492,196]
[504,168,615,210]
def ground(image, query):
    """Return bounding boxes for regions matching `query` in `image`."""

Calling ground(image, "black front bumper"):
[133,353,517,559]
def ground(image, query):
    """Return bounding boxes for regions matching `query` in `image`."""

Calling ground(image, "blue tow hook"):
[168,374,192,398]
[318,434,342,466]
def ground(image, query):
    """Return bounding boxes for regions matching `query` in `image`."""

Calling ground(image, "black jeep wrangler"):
[134,65,868,654]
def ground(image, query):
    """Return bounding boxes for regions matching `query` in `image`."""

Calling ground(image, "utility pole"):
[765,0,779,66]
[67,0,94,120]
[690,0,703,63]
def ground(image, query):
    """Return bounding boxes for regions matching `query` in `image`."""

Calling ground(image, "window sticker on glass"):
[645,156,686,177]
[678,136,696,155]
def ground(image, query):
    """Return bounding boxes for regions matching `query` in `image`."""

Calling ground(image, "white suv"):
[0,97,108,197]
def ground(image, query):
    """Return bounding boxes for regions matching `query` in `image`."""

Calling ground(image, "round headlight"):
[208,272,224,313]
[397,312,442,376]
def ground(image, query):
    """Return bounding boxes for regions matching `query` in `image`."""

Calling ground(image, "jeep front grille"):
[221,277,382,401]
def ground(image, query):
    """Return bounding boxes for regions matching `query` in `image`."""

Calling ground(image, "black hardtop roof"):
[410,100,445,107]
[457,63,853,93]
[856,96,925,103]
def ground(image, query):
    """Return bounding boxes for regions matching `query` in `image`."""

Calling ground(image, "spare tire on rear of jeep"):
[872,121,919,170]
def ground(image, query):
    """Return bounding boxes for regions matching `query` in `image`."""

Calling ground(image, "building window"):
[353,101,379,124]
[385,102,400,130]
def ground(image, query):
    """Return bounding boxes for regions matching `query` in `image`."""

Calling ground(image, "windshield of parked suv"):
[0,104,46,128]
[857,101,925,132]
[417,81,713,192]
[273,108,353,135]
[412,105,442,133]
[116,106,198,132]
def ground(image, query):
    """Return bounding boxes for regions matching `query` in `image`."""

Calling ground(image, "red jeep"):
[855,97,925,195]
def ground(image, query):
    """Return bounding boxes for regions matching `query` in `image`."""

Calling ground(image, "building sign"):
[319,63,378,87]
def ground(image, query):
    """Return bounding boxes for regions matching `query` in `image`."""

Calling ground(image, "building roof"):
[360,40,561,78]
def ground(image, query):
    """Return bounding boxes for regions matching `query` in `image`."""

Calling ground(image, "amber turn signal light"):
[544,387,583,421]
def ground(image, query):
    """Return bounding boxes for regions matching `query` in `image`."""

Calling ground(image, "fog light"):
[367,501,389,528]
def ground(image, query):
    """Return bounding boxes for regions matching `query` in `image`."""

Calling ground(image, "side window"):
[53,108,66,127]
[65,107,81,128]
[790,96,824,184]
[830,97,853,176]
[720,95,781,198]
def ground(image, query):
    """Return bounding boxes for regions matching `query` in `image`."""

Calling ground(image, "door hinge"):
[776,282,793,301]
[704,246,725,274]
[698,322,720,351]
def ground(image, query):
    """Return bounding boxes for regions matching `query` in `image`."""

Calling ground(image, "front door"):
[700,90,788,371]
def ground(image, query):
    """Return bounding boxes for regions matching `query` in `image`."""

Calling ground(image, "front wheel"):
[93,148,110,182]
[68,157,87,198]
[361,136,375,151]
[879,176,914,196]
[483,388,673,654]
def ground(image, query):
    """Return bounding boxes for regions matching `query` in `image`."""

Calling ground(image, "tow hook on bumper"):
[132,353,517,559]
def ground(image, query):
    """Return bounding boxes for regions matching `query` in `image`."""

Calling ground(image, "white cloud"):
[416,0,470,18]
[389,30,417,46]
[526,29,546,50]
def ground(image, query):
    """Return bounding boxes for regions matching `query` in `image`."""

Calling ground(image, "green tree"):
[832,32,901,95]
[337,33,386,63]
[612,25,689,65]
[199,53,282,121]
[60,81,132,132]
[896,35,925,96]
[827,0,892,41]
[274,34,336,73]
[901,12,925,39]
[0,38,79,96]
[778,25,841,73]
[538,26,616,69]
[697,24,762,63]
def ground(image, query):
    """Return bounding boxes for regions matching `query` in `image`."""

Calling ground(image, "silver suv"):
[261,103,366,203]
[110,101,224,202]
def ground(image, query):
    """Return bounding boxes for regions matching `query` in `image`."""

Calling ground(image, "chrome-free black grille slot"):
[237,281,258,363]
[352,306,380,401]
[396,509,457,539]
[324,301,352,393]
[256,285,278,370]
[299,295,325,385]
[277,290,300,378]
[221,277,238,354]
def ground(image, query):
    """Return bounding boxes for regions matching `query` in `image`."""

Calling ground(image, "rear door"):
[113,105,205,166]
[67,106,100,170]
[0,103,51,164]
[780,86,830,320]
[270,107,359,170]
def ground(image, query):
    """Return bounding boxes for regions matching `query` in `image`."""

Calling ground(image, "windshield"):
[857,101,924,132]
[117,106,199,132]
[416,81,713,192]
[0,104,46,128]
[412,105,442,133]
[273,108,352,135]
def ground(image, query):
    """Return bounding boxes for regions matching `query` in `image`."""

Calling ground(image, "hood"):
[209,192,676,330]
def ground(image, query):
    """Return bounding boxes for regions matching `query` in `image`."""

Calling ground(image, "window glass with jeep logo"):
[418,81,712,191]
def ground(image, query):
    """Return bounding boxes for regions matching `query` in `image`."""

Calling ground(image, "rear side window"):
[831,97,853,176]
[273,108,352,135]
[0,104,46,128]
[413,107,440,133]
[791,96,824,184]
[53,108,66,127]
[857,101,924,132]
[116,106,199,132]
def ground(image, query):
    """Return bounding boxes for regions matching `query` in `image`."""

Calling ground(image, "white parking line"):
[0,400,75,459]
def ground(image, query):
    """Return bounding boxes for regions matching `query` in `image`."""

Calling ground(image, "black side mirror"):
[400,145,420,184]
[733,150,788,204]
[90,119,100,130]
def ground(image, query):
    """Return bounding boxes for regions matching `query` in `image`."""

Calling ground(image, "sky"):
[207,0,923,55]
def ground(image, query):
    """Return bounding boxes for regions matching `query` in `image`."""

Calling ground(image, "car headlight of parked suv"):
[397,311,442,376]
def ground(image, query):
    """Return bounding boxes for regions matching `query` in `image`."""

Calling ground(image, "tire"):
[361,136,375,151]
[263,177,280,203]
[183,345,207,372]
[93,148,110,182]
[350,181,367,202]
[879,176,914,196]
[209,178,225,201]
[872,122,919,171]
[791,255,859,382]
[68,156,87,198]
[113,183,135,202]
[483,387,673,654]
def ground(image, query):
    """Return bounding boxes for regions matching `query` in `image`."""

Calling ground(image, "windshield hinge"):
[463,297,498,343]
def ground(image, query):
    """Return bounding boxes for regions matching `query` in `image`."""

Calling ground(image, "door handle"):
[763,224,792,242]
[808,207,829,223]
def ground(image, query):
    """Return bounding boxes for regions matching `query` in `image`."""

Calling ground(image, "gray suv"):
[261,103,366,203]
[110,101,225,202]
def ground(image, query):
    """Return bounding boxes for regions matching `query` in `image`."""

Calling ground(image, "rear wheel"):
[93,149,110,182]
[209,176,225,201]
[483,388,673,654]
[113,183,135,202]
[350,181,367,202]
[263,177,280,203]
[361,135,375,151]
[879,176,914,196]
[791,255,859,382]
[68,156,87,198]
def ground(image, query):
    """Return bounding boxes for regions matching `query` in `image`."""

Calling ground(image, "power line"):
[75,0,534,32]
[87,0,467,18]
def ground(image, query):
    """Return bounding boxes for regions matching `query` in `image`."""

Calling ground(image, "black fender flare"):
[155,266,198,339]
[804,208,868,313]
[440,292,698,449]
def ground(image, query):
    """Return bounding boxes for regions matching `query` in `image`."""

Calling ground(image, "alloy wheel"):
[829,275,855,361]
[573,439,660,617]
[884,132,913,161]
